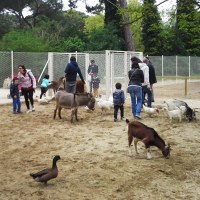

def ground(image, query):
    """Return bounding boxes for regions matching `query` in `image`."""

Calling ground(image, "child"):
[40,74,52,99]
[113,82,125,122]
[10,77,21,114]
[92,73,100,98]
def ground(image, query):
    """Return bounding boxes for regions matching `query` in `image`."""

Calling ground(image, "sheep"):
[143,105,159,117]
[162,106,182,122]
[126,119,170,159]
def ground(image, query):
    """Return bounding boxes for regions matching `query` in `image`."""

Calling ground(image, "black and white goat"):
[164,99,196,122]
[126,119,170,159]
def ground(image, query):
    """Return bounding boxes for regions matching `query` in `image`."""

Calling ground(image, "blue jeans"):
[13,97,21,112]
[128,85,142,117]
[65,81,76,93]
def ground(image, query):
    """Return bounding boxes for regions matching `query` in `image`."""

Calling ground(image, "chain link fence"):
[0,51,200,98]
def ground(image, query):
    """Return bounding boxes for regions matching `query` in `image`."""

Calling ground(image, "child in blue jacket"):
[113,82,125,122]
[10,77,21,114]
[40,74,52,99]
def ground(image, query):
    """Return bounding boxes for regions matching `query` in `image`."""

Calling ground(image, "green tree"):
[0,0,63,28]
[141,0,163,55]
[85,23,123,51]
[0,30,49,51]
[83,14,104,33]
[127,0,143,51]
[0,13,18,39]
[174,0,200,55]
[62,36,85,52]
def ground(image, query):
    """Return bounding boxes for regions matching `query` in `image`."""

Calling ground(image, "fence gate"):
[105,50,143,98]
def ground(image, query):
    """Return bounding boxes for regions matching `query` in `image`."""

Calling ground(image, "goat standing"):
[126,119,170,159]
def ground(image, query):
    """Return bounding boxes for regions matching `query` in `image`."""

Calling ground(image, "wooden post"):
[185,77,187,96]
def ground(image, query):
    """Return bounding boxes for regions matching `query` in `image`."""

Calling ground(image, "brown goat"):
[126,119,170,159]
[49,77,65,94]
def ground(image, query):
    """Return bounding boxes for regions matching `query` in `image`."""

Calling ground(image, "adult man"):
[64,56,85,93]
[87,60,98,93]
[143,56,157,102]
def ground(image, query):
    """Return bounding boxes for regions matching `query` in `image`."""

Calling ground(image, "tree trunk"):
[119,0,135,51]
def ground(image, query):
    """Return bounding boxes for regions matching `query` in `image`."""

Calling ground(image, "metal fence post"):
[11,51,13,79]
[105,50,111,99]
[162,55,164,80]
[189,56,191,80]
[176,55,178,78]
[48,52,54,96]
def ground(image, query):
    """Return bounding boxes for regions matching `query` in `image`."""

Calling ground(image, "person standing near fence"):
[92,72,100,98]
[127,58,144,120]
[87,60,98,93]
[64,56,85,93]
[143,56,157,102]
[131,56,152,107]
[10,77,21,114]
[17,65,36,113]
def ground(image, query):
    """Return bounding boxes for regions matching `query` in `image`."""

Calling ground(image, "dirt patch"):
[0,82,200,200]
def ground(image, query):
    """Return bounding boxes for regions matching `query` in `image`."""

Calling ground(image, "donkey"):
[54,91,95,123]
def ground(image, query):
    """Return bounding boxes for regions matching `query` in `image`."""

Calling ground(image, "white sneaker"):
[32,106,35,112]
[27,109,32,113]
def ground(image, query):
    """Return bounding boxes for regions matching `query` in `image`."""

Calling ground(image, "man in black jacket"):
[143,57,157,102]
[64,56,85,93]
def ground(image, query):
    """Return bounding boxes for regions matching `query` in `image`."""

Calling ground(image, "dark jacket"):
[87,64,98,74]
[10,84,20,98]
[64,61,84,82]
[113,89,125,106]
[128,68,144,86]
[148,62,157,85]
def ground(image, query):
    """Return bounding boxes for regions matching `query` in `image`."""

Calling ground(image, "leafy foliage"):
[0,30,49,51]
[85,23,124,51]
[173,0,200,55]
[141,0,163,55]
[0,0,199,55]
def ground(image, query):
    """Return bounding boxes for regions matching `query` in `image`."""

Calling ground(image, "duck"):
[30,155,61,185]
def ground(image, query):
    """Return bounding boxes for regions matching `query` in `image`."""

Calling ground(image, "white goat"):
[143,105,159,116]
[162,106,182,122]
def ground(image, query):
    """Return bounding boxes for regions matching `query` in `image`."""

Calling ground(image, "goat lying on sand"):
[54,91,95,123]
[126,119,170,159]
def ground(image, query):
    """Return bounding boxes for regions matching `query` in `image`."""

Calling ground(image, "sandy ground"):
[0,81,200,200]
